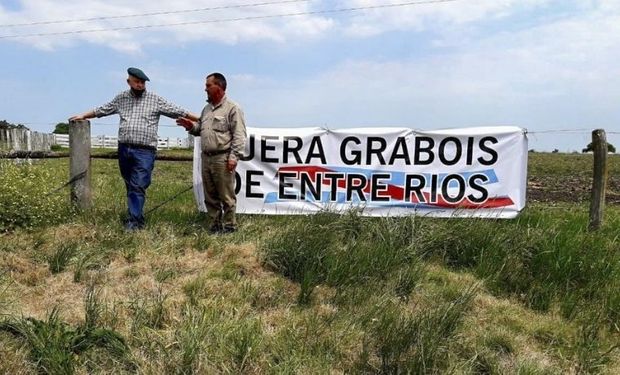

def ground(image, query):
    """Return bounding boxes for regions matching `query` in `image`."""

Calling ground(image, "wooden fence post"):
[588,129,607,231]
[69,120,92,209]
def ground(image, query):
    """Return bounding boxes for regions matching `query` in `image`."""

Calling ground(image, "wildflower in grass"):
[0,161,71,231]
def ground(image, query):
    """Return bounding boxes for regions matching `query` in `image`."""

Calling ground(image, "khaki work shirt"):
[190,96,246,161]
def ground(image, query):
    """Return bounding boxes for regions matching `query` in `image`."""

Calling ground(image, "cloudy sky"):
[1,0,619,151]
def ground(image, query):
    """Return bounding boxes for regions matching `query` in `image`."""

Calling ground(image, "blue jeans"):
[118,143,156,229]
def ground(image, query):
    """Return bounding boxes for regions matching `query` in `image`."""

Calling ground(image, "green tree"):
[0,120,27,129]
[582,142,616,153]
[53,122,69,134]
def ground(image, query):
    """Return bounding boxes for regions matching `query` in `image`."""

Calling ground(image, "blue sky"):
[1,0,619,152]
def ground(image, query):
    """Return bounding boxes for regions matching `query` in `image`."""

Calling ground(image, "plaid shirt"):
[93,90,189,148]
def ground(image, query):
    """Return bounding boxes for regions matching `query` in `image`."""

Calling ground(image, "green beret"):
[127,67,149,81]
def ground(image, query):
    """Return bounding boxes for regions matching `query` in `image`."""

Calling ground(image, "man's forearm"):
[186,113,200,121]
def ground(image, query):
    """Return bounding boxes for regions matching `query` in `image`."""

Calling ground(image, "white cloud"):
[4,0,620,151]
[340,0,553,37]
[0,0,566,51]
[0,0,334,51]
[232,2,620,151]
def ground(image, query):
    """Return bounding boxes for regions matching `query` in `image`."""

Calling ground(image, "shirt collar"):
[128,89,148,98]
[209,95,227,109]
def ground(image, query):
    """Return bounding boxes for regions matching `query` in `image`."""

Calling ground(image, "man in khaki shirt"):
[177,72,246,233]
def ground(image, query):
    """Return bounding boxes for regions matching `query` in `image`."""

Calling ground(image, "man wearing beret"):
[69,67,199,231]
[176,72,246,234]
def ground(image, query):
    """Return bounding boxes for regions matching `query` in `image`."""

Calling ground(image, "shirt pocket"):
[118,121,128,136]
[211,116,229,132]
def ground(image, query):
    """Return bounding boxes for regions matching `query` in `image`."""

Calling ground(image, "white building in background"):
[53,134,193,150]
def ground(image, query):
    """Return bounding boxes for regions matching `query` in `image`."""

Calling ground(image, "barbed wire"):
[15,122,182,128]
[42,167,193,216]
[11,121,620,131]
[527,129,600,134]
[144,185,194,216]
[8,120,620,137]
[45,170,87,196]
[528,129,591,133]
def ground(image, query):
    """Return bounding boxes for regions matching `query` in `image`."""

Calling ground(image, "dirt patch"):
[222,243,264,278]
[21,273,86,325]
[527,175,620,204]
[0,253,49,287]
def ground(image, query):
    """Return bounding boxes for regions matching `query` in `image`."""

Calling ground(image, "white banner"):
[193,126,528,218]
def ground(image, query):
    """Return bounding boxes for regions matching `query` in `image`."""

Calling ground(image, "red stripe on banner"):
[278,165,332,181]
[427,195,515,208]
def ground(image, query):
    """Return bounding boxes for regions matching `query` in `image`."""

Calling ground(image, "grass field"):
[0,153,619,374]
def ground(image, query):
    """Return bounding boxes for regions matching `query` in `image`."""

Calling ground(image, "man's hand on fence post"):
[69,110,95,122]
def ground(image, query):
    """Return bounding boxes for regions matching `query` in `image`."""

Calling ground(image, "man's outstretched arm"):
[68,110,95,122]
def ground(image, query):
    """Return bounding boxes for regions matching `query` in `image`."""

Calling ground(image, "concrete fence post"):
[588,129,607,231]
[69,120,92,210]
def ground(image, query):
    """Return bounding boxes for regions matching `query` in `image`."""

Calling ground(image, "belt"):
[120,143,157,151]
[203,148,230,157]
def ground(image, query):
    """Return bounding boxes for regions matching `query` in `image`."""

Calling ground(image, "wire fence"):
[12,126,617,221]
[0,128,192,152]
[526,129,619,153]
[3,127,617,154]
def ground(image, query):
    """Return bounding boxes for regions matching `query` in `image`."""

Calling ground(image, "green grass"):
[0,271,11,316]
[0,290,132,375]
[416,208,620,327]
[0,160,73,231]
[128,287,169,332]
[355,287,476,374]
[260,211,427,305]
[527,152,620,176]
[0,153,618,373]
[47,241,79,274]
